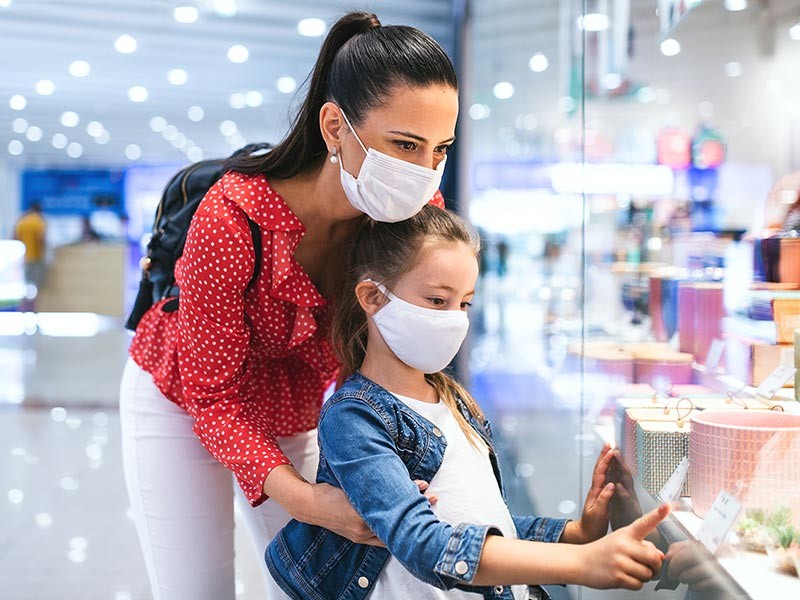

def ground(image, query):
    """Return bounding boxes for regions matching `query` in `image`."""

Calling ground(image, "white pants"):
[119,358,319,600]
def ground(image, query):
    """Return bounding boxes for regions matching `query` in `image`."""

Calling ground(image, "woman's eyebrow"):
[387,130,456,144]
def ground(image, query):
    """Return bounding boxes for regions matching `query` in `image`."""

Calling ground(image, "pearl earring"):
[329,147,339,164]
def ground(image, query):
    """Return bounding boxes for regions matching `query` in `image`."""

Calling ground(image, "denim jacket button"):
[432,427,443,437]
[455,560,469,575]
[358,576,369,588]
[494,585,504,594]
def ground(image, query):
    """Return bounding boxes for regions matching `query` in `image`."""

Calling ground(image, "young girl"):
[266,205,670,599]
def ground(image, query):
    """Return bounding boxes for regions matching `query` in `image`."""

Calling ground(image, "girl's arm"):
[476,505,671,591]
[319,396,668,590]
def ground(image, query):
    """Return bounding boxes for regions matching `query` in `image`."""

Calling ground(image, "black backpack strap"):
[247,217,262,288]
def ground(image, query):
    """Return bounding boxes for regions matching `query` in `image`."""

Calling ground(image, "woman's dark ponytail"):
[225,12,380,178]
[225,11,456,179]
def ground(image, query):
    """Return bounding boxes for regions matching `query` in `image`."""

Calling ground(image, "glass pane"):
[466,0,800,598]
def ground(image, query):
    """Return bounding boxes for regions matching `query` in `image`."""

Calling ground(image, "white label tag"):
[780,346,794,367]
[755,363,796,399]
[704,338,726,372]
[658,457,689,503]
[696,491,743,554]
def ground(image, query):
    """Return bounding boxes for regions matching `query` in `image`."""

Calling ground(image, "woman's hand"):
[563,443,616,544]
[577,503,670,590]
[264,465,435,547]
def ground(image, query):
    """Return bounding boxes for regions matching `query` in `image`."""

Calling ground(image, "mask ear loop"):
[339,108,369,155]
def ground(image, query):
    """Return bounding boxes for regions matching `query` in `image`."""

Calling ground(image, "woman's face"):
[329,84,459,177]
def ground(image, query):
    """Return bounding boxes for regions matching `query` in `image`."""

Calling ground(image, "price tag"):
[658,457,689,503]
[703,338,725,372]
[755,362,796,400]
[696,491,743,554]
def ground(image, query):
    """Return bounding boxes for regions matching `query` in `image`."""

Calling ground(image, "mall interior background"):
[3,0,800,598]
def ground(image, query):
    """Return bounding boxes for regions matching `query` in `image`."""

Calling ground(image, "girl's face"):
[322,84,459,178]
[387,240,478,312]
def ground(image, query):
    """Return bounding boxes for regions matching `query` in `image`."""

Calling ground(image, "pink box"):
[689,410,800,518]
[634,353,693,387]
[678,282,696,355]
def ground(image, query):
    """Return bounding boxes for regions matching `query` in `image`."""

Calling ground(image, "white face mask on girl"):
[338,108,446,223]
[366,280,469,374]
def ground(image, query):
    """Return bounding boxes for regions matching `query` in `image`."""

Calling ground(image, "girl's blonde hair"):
[331,204,486,446]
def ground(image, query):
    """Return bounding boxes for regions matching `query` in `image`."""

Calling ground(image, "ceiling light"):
[60,111,79,127]
[227,44,249,63]
[25,126,42,142]
[8,140,23,156]
[245,90,263,107]
[125,144,142,160]
[0,0,12,8]
[297,18,326,37]
[724,61,742,77]
[558,96,577,112]
[171,133,187,148]
[276,76,296,94]
[188,146,204,162]
[229,92,246,109]
[174,6,199,23]
[11,118,28,133]
[69,60,91,77]
[219,120,238,136]
[187,106,204,122]
[86,121,104,137]
[128,86,149,102]
[602,73,622,89]
[51,133,67,149]
[66,142,83,158]
[529,53,549,73]
[149,116,167,132]
[95,130,110,144]
[660,38,681,56]
[9,94,26,110]
[468,103,490,120]
[493,81,514,100]
[637,86,655,103]
[115,34,137,54]
[162,125,178,141]
[790,23,800,41]
[578,13,610,32]
[724,0,747,10]
[35,80,55,95]
[212,0,237,17]
[167,68,188,85]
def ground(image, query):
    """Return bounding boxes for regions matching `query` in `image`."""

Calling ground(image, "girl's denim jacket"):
[265,372,569,600]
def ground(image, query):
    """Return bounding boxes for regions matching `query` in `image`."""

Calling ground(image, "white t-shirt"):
[369,394,528,600]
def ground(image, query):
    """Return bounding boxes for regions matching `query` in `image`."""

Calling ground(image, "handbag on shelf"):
[635,399,694,498]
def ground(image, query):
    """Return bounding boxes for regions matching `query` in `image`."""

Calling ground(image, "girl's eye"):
[435,145,450,155]
[428,297,445,306]
[461,301,473,310]
[396,141,417,151]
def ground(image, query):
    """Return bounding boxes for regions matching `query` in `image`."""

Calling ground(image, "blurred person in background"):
[14,201,47,309]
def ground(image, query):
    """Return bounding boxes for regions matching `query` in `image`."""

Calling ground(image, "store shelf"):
[594,371,800,600]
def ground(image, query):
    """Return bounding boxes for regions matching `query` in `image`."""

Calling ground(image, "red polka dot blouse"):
[129,171,445,506]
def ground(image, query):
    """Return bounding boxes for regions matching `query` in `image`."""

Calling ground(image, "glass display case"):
[463,1,800,598]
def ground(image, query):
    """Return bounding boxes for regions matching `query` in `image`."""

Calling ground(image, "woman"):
[119,11,456,600]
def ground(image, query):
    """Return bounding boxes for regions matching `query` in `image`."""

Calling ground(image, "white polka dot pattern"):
[129,171,446,506]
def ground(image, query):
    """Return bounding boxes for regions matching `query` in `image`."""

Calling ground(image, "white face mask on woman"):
[366,280,468,374]
[338,109,446,223]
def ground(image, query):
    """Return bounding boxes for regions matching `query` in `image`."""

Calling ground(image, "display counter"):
[36,242,126,316]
